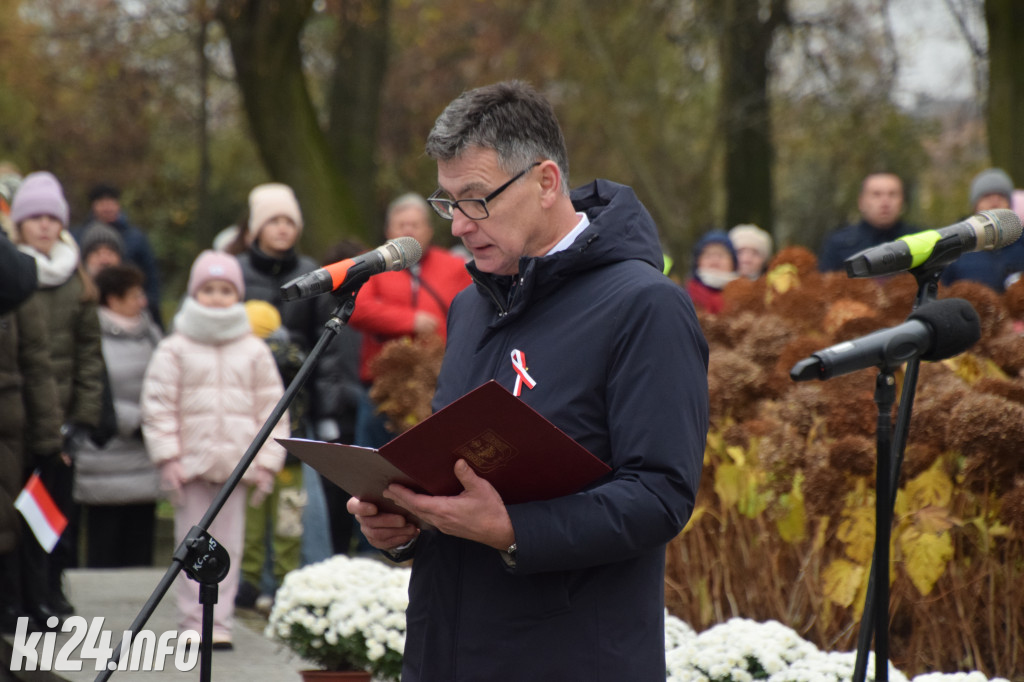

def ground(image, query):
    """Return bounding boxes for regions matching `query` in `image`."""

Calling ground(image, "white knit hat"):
[248,183,303,239]
[728,224,773,260]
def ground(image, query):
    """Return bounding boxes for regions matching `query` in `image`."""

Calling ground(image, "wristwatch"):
[501,542,518,568]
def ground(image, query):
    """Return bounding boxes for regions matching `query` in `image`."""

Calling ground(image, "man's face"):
[437,147,546,276]
[386,205,434,255]
[92,197,120,223]
[858,174,903,230]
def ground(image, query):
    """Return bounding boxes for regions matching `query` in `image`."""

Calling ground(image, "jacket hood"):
[469,179,664,316]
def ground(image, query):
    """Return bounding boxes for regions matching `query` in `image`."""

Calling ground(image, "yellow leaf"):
[823,558,865,608]
[837,506,876,564]
[714,463,744,508]
[942,354,1008,384]
[903,465,954,511]
[706,429,724,454]
[988,521,1012,538]
[899,526,953,596]
[725,445,746,466]
[765,263,800,303]
[812,517,831,553]
[776,477,807,544]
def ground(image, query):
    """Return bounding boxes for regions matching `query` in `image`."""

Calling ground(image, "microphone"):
[280,236,423,301]
[844,208,1023,278]
[790,298,980,382]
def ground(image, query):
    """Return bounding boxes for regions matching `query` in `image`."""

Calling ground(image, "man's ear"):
[537,160,562,209]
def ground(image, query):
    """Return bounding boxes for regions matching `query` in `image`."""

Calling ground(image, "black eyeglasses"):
[428,162,541,220]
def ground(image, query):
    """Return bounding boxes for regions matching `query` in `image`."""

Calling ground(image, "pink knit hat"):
[248,183,303,239]
[10,171,70,227]
[187,250,245,298]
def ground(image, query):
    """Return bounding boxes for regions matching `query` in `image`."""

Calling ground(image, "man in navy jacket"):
[818,172,917,273]
[348,80,709,681]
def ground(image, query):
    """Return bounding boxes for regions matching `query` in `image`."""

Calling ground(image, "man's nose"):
[451,212,475,237]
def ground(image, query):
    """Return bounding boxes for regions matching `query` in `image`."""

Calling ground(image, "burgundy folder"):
[278,381,610,524]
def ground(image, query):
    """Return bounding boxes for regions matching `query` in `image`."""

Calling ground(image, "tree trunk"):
[985,0,1024,185]
[718,0,783,234]
[328,0,390,241]
[217,0,370,252]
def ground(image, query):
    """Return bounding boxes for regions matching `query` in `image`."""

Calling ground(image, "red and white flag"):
[14,471,67,553]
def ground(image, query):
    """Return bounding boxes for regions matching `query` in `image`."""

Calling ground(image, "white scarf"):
[172,298,252,345]
[18,231,80,288]
[696,268,740,291]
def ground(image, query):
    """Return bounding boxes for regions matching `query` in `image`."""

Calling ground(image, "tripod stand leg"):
[199,583,217,682]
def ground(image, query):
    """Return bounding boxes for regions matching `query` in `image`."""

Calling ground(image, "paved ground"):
[1,567,313,682]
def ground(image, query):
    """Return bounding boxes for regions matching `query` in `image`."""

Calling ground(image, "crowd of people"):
[0,79,1021,676]
[0,170,470,649]
[684,167,1024,315]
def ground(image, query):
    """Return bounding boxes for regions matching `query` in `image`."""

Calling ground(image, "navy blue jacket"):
[939,216,1024,292]
[818,218,917,273]
[400,180,709,681]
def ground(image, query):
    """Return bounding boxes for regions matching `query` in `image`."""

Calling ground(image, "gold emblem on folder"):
[455,429,516,472]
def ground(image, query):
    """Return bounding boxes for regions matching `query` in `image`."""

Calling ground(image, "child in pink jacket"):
[141,250,287,648]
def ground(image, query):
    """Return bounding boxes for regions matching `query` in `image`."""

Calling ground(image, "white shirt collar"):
[544,212,590,257]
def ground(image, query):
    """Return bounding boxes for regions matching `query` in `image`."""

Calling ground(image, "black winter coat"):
[0,296,61,552]
[400,180,709,681]
[0,231,36,315]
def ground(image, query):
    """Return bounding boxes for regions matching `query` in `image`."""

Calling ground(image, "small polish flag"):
[14,472,67,553]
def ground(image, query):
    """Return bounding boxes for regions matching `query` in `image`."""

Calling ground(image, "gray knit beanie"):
[969,168,1014,210]
[80,221,125,259]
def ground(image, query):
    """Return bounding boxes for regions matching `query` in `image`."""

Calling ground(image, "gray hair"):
[386,192,431,223]
[425,80,570,195]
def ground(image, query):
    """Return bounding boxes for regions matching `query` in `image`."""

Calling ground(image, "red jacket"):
[348,246,471,382]
[685,277,725,314]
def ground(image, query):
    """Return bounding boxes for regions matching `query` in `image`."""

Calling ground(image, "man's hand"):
[412,311,439,337]
[384,459,515,551]
[346,497,420,551]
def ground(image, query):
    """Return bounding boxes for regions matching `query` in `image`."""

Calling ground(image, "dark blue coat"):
[818,219,917,273]
[400,180,709,681]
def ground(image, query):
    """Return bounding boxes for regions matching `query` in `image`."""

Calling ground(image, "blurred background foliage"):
[0,0,1018,304]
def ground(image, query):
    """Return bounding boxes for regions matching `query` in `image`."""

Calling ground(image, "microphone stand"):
[850,268,942,682]
[95,287,361,682]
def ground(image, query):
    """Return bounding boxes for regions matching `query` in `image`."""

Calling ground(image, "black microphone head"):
[977,208,1023,249]
[908,297,981,362]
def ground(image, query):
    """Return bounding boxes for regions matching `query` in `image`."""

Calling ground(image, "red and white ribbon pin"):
[510,349,537,397]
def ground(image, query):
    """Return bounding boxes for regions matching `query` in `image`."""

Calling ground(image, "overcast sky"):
[888,0,984,107]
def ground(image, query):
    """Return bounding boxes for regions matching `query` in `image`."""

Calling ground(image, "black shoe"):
[210,641,234,651]
[234,580,259,609]
[49,591,74,617]
[27,606,61,632]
